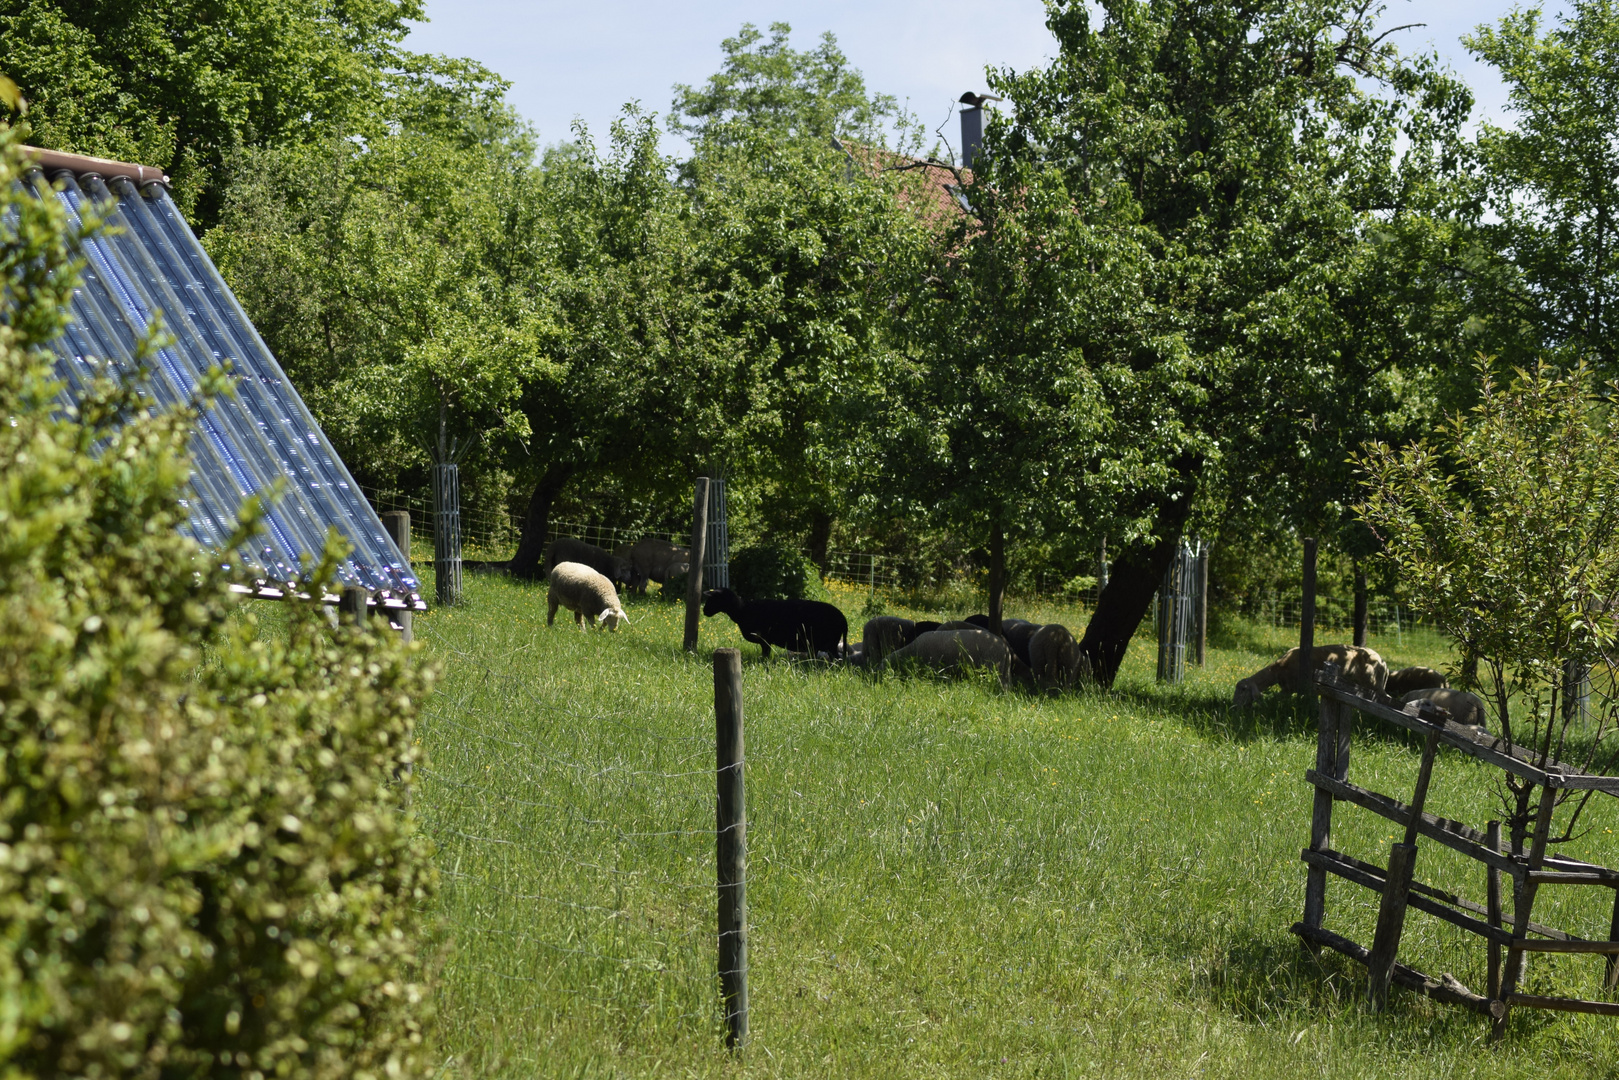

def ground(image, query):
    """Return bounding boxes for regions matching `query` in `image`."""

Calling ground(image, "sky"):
[403,1,1569,159]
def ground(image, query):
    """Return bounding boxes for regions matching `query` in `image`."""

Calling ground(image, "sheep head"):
[598,607,629,632]
[1232,678,1262,709]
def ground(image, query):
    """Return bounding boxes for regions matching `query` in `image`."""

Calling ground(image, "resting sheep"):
[1001,621,1040,667]
[1233,644,1387,708]
[547,561,630,631]
[883,628,1020,688]
[544,537,639,590]
[861,616,918,667]
[1028,623,1086,690]
[1402,687,1489,731]
[614,538,689,596]
[1384,665,1448,700]
[702,588,847,659]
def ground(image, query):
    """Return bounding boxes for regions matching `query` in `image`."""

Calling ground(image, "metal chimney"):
[959,103,983,170]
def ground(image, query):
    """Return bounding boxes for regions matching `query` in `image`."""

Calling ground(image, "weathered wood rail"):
[1293,671,1619,1035]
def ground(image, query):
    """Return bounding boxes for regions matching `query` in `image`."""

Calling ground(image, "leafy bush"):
[0,129,436,1078]
[727,544,830,601]
[1359,358,1619,842]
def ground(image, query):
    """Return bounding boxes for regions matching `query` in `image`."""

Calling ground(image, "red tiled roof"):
[839,141,973,233]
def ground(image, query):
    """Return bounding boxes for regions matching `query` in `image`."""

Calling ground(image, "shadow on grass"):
[1167,924,1545,1044]
[1103,682,1322,743]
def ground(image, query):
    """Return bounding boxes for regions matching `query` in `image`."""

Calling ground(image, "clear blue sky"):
[404,2,1566,157]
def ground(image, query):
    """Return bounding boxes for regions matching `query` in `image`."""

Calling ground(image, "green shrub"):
[0,129,436,1079]
[727,544,830,601]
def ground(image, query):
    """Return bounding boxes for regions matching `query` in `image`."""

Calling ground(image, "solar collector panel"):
[32,168,422,606]
[122,177,405,590]
[53,174,308,578]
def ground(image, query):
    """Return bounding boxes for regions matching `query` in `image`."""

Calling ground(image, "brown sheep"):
[1233,644,1388,708]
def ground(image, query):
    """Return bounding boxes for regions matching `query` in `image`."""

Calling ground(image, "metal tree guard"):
[1157,541,1198,683]
[705,475,730,591]
[431,462,462,606]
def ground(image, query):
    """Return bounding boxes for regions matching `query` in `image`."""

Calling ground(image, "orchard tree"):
[670,21,915,152]
[672,23,929,563]
[964,0,1470,683]
[0,0,456,225]
[1466,0,1619,370]
[207,78,553,527]
[502,112,745,576]
[875,158,1142,633]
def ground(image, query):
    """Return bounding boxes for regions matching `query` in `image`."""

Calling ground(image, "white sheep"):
[1232,644,1387,708]
[547,561,630,631]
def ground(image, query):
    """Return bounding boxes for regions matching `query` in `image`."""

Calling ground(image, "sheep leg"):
[547,596,558,626]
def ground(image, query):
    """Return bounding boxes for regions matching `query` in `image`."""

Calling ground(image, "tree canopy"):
[1466,0,1619,370]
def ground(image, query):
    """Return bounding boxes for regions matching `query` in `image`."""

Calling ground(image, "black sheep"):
[702,588,848,659]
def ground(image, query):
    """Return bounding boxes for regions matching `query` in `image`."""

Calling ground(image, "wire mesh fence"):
[415,629,729,1042]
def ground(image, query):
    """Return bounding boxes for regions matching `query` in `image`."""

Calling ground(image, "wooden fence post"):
[684,478,711,652]
[339,586,369,627]
[714,648,748,1050]
[1367,726,1441,1009]
[1302,692,1339,942]
[1352,562,1368,648]
[381,510,413,642]
[1299,539,1317,707]
[1487,820,1503,1001]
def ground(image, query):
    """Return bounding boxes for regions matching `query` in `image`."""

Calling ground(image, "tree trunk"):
[987,522,1006,636]
[1077,474,1198,687]
[1352,562,1368,648]
[807,509,833,571]
[508,463,573,578]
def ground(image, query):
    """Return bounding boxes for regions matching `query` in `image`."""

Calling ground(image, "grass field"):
[409,572,1619,1078]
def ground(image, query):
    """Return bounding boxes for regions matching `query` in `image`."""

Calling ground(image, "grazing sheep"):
[861,616,917,667]
[545,537,640,590]
[883,628,1017,687]
[614,538,689,596]
[1028,623,1086,690]
[1233,644,1388,708]
[1402,687,1489,731]
[702,588,847,659]
[1385,665,1448,699]
[547,561,630,631]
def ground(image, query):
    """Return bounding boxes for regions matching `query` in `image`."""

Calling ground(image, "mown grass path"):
[413,574,1619,1078]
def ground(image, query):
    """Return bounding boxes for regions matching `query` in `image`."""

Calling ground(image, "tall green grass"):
[412,573,1619,1078]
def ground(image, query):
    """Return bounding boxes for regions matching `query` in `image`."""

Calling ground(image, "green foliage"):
[0,0,460,225]
[207,119,550,510]
[0,129,435,1078]
[1359,358,1619,838]
[728,544,830,602]
[1467,0,1619,370]
[669,22,920,151]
